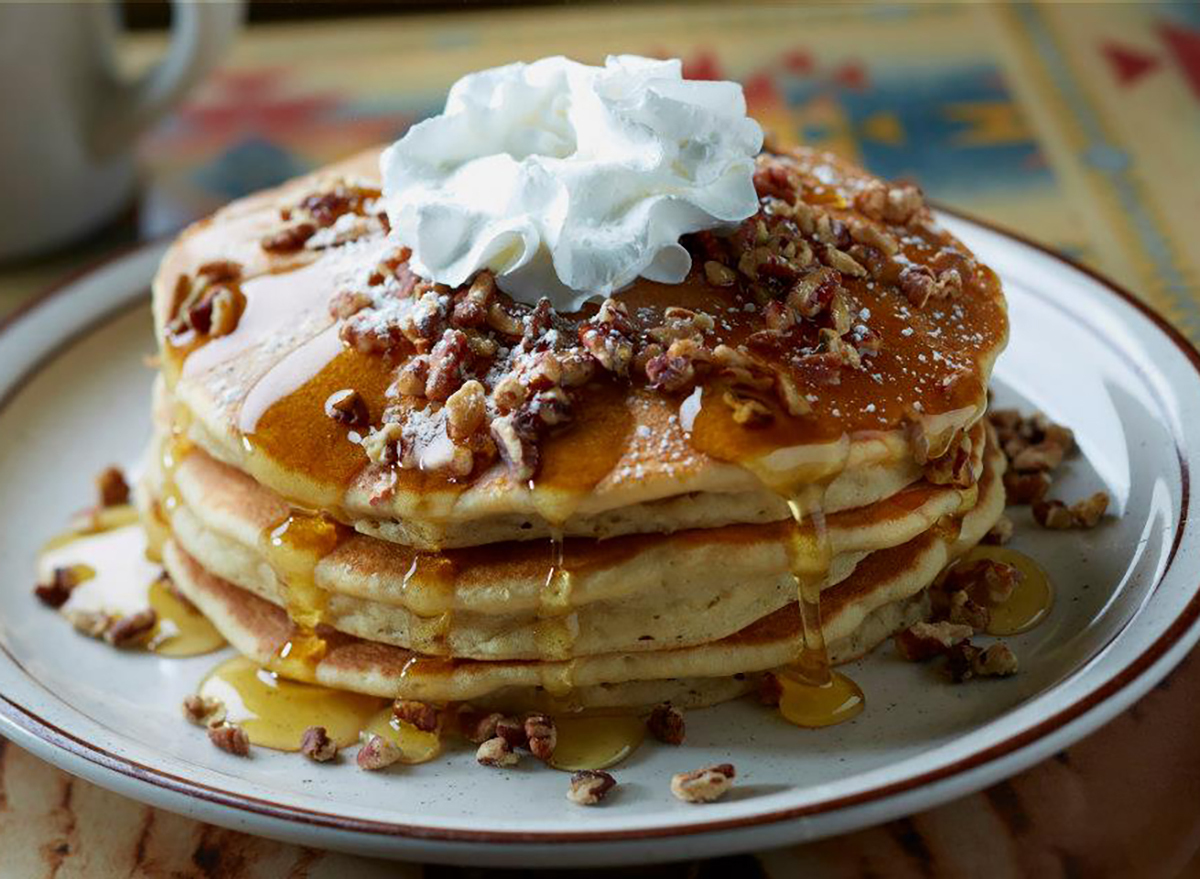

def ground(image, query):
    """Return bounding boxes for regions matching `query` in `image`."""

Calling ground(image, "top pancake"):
[152,147,1007,548]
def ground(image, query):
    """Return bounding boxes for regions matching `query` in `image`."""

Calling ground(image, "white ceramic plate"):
[2,214,1199,868]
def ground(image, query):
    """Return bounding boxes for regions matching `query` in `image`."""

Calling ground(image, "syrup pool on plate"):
[39,506,225,657]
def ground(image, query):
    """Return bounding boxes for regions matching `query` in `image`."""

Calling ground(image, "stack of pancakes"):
[141,147,1008,713]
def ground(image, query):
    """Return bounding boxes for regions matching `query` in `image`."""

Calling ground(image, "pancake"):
[144,419,994,660]
[152,147,1007,549]
[161,440,1002,706]
[140,137,1011,728]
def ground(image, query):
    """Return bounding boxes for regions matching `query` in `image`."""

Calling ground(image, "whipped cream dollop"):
[380,55,763,311]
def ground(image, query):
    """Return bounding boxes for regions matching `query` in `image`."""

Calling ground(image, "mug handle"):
[92,0,245,157]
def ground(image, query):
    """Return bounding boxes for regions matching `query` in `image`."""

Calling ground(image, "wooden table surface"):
[4,4,1200,876]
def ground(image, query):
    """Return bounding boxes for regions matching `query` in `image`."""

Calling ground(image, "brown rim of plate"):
[0,208,1197,846]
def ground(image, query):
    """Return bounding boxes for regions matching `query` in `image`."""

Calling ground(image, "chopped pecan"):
[895,620,974,662]
[494,716,529,751]
[393,699,441,733]
[67,609,112,639]
[1033,492,1109,530]
[947,641,1018,682]
[847,217,899,256]
[104,609,157,647]
[476,736,519,767]
[34,566,82,608]
[445,380,486,442]
[525,714,557,761]
[261,222,316,253]
[647,702,685,745]
[975,643,1019,677]
[357,733,401,770]
[947,590,991,631]
[95,466,130,508]
[1012,441,1065,473]
[362,422,403,466]
[486,302,524,337]
[579,299,634,375]
[301,726,338,762]
[944,559,1021,608]
[329,290,372,320]
[753,158,798,200]
[646,338,712,392]
[491,414,537,481]
[182,694,226,728]
[491,374,527,413]
[402,289,450,352]
[883,183,924,225]
[670,764,736,804]
[324,389,368,428]
[390,355,430,398]
[1070,491,1109,527]
[1032,499,1074,530]
[568,770,617,806]
[425,329,473,401]
[704,260,738,287]
[452,271,495,328]
[458,709,504,744]
[1004,470,1052,505]
[208,723,251,757]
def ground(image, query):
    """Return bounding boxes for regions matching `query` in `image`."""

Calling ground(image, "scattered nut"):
[208,723,250,757]
[567,770,617,805]
[495,716,528,750]
[95,466,130,507]
[947,589,991,631]
[356,733,401,771]
[300,726,338,763]
[895,620,974,662]
[324,388,369,428]
[104,609,158,647]
[1032,499,1076,530]
[476,736,519,767]
[182,694,226,728]
[946,641,1019,682]
[33,566,81,609]
[67,609,113,639]
[670,764,736,804]
[1004,470,1052,505]
[647,702,686,745]
[393,699,440,733]
[524,714,557,761]
[458,709,504,744]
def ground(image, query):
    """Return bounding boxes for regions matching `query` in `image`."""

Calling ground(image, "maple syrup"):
[197,655,384,751]
[147,575,226,657]
[360,706,442,764]
[39,513,226,658]
[957,545,1053,635]
[688,380,864,726]
[776,667,865,728]
[260,510,349,668]
[548,714,645,771]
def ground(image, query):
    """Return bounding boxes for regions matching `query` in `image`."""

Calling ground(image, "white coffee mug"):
[0,1,244,262]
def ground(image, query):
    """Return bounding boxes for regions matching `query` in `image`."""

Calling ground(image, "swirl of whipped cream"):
[380,55,764,312]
